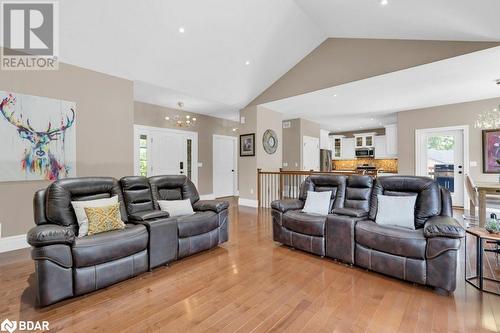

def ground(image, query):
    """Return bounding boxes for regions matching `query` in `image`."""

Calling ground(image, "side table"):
[465,227,500,295]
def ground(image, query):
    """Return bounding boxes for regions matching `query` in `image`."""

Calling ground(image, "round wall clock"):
[262,129,278,154]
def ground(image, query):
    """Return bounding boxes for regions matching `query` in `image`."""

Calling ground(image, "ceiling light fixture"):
[245,60,250,66]
[380,0,388,6]
[164,102,197,128]
[178,27,185,33]
[333,94,338,97]
[475,105,500,129]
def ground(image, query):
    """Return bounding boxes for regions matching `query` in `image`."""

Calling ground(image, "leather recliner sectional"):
[272,175,465,292]
[27,175,229,307]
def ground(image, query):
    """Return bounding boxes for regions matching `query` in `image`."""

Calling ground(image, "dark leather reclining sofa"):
[272,175,465,292]
[27,175,229,307]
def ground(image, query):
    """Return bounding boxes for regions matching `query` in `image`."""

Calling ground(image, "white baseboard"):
[0,234,29,253]
[238,198,258,208]
[200,193,216,200]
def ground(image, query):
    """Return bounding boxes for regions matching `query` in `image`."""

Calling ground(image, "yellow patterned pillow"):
[84,203,125,236]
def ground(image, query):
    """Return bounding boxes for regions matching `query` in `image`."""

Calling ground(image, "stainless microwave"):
[355,147,375,158]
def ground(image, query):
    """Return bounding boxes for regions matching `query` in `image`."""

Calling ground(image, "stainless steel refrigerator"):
[320,149,332,172]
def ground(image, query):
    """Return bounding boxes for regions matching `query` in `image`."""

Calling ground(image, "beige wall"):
[282,118,321,170]
[397,96,500,183]
[134,102,238,196]
[250,38,499,105]
[238,106,258,199]
[282,119,301,170]
[0,63,134,237]
[238,106,282,201]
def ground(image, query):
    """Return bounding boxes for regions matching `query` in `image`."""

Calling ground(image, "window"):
[139,134,148,177]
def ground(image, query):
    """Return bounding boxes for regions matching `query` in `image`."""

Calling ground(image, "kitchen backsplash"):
[333,158,398,173]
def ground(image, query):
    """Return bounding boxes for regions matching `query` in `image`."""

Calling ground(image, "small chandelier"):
[165,102,197,128]
[475,106,500,129]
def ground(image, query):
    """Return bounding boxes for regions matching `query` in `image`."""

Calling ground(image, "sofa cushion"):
[177,211,218,238]
[282,210,326,237]
[72,224,148,268]
[355,220,426,259]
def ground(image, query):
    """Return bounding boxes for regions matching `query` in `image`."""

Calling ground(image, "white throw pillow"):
[158,199,195,217]
[71,196,119,237]
[375,194,417,230]
[301,190,332,216]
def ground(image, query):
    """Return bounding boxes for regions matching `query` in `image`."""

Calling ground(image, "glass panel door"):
[418,129,464,206]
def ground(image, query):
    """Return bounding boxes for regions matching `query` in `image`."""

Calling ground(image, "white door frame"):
[415,125,469,208]
[134,125,198,188]
[213,134,238,197]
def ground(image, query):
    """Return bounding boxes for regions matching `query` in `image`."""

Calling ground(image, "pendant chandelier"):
[165,102,197,128]
[475,106,500,129]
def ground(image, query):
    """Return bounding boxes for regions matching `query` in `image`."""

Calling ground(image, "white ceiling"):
[295,0,500,41]
[22,1,500,120]
[262,46,500,132]
[58,0,324,119]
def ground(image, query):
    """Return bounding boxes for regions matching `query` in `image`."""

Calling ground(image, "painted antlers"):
[0,94,75,136]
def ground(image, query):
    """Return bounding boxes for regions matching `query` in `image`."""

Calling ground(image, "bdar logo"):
[0,319,17,333]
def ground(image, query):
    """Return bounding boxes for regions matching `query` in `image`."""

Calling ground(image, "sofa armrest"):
[423,216,465,239]
[129,210,169,221]
[192,200,229,213]
[27,224,75,247]
[332,207,368,218]
[271,199,304,213]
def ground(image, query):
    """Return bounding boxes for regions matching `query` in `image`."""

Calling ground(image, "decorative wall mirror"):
[262,129,278,154]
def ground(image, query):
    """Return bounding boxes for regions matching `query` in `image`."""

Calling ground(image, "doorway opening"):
[416,126,469,207]
[134,125,198,187]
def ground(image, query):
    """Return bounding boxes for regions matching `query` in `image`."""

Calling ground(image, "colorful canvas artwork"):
[0,91,76,181]
[482,129,500,174]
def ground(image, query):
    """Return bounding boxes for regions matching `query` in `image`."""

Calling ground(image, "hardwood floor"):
[0,199,499,332]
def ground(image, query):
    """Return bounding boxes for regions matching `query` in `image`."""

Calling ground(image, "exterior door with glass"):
[417,129,464,207]
[134,125,198,186]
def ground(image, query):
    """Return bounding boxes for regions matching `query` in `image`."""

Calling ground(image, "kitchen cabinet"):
[341,138,355,159]
[374,135,387,158]
[330,135,344,159]
[354,132,376,148]
[384,124,398,157]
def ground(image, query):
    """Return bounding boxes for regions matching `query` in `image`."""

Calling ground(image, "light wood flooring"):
[0,199,499,332]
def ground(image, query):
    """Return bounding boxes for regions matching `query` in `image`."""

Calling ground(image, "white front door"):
[213,135,237,198]
[152,132,187,176]
[417,128,465,207]
[303,136,320,171]
[134,125,198,186]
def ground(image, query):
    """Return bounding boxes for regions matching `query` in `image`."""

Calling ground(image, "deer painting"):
[0,94,75,180]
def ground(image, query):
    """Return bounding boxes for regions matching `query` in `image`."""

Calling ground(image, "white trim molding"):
[238,198,258,208]
[0,234,29,253]
[199,193,216,200]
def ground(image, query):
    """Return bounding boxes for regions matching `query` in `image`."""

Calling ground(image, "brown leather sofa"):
[27,175,229,307]
[272,175,465,292]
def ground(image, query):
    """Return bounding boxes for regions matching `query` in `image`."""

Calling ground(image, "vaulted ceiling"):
[54,0,500,122]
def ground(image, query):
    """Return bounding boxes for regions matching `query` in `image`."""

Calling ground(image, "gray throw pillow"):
[302,190,332,216]
[375,194,417,230]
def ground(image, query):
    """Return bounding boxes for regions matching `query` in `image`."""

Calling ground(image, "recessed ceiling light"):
[370,118,374,121]
[178,27,185,33]
[380,0,388,6]
[245,60,250,66]
[333,94,338,97]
